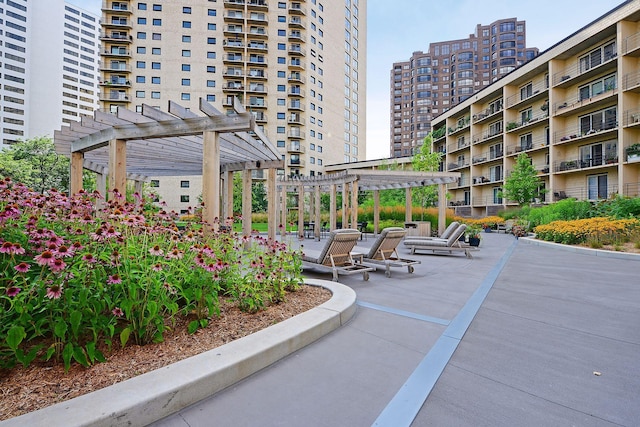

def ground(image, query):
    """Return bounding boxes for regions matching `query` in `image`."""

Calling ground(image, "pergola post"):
[297,185,305,238]
[70,152,84,195]
[267,169,277,240]
[405,187,412,224]
[134,180,143,196]
[351,180,358,229]
[225,170,234,221]
[438,183,447,236]
[330,184,337,231]
[202,131,220,232]
[314,185,321,240]
[373,190,380,235]
[341,184,348,228]
[280,183,287,237]
[242,169,252,237]
[108,139,126,200]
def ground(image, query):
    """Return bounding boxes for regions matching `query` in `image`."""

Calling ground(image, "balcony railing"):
[99,92,129,102]
[99,33,132,42]
[505,81,549,108]
[554,119,617,144]
[287,144,305,153]
[554,156,618,173]
[505,112,549,132]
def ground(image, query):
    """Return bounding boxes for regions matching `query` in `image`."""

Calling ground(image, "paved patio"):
[152,232,640,427]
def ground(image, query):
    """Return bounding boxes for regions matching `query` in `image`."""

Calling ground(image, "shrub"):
[533,217,639,245]
[0,178,303,370]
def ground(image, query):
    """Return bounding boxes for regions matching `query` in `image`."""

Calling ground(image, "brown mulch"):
[577,241,640,254]
[0,285,331,421]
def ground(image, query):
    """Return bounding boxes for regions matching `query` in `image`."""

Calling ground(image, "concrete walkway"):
[152,233,640,427]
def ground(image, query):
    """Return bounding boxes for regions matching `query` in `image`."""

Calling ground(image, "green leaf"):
[187,320,200,334]
[120,326,131,347]
[73,345,89,368]
[86,341,97,363]
[6,326,26,351]
[54,320,68,339]
[146,300,158,318]
[70,310,82,338]
[45,344,56,361]
[62,343,73,372]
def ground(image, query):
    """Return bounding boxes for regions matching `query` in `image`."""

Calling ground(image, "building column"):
[202,131,220,233]
[70,152,84,196]
[108,139,126,201]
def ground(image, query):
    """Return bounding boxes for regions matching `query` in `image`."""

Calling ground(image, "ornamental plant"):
[533,217,639,245]
[0,177,303,371]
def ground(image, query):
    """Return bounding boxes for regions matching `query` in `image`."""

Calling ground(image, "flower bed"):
[0,177,303,371]
[533,217,640,245]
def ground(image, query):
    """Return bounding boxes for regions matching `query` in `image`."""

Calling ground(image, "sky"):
[70,0,622,160]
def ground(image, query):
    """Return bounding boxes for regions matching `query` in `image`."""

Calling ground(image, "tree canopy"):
[501,153,544,206]
[411,134,443,211]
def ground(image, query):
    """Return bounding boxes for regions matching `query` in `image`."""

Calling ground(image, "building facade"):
[0,0,100,147]
[430,0,640,216]
[99,0,366,213]
[390,18,538,158]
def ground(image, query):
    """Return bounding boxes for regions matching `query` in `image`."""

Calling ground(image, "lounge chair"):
[301,229,375,281]
[403,224,477,258]
[404,221,459,240]
[356,227,421,277]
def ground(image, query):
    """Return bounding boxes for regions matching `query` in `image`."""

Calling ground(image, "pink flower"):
[149,245,164,256]
[34,250,55,266]
[49,258,67,273]
[82,253,97,263]
[107,274,122,285]
[55,245,73,258]
[112,307,124,317]
[0,241,14,254]
[6,286,21,297]
[166,248,183,260]
[14,262,30,273]
[152,263,163,271]
[46,285,63,299]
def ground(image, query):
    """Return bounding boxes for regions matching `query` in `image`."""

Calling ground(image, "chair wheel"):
[408,265,414,274]
[385,270,391,278]
[363,271,369,281]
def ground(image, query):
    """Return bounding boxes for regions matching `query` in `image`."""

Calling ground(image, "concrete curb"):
[2,279,356,427]
[519,236,640,261]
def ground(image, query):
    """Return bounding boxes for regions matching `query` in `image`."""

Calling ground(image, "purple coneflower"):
[46,285,63,299]
[111,307,124,317]
[152,263,163,271]
[149,245,164,256]
[107,274,122,285]
[49,258,67,273]
[55,245,73,258]
[6,286,21,297]
[34,250,55,266]
[14,262,30,273]
[0,241,14,253]
[166,248,183,260]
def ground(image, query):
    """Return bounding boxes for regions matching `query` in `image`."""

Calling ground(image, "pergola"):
[278,168,461,239]
[53,99,284,238]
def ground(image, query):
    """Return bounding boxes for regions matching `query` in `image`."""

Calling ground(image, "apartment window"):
[207,52,216,59]
[207,66,216,73]
[152,4,162,11]
[137,17,147,25]
[207,38,216,44]
[182,64,191,71]
[278,2,286,8]
[587,174,608,200]
[182,79,190,86]
[208,23,216,30]
[520,82,532,100]
[136,61,146,68]
[278,57,286,64]
[579,40,616,73]
[208,9,216,16]
[138,3,147,10]
[152,76,160,84]
[277,140,285,147]
[182,21,191,28]
[277,85,285,92]
[180,195,190,203]
[136,91,145,98]
[519,133,533,151]
[182,35,191,43]
[277,126,285,134]
[136,76,145,83]
[181,93,190,100]
[152,47,161,55]
[137,32,146,39]
[152,19,161,26]
[278,43,285,50]
[137,46,146,54]
[151,91,160,99]
[152,62,160,69]
[278,29,286,36]
[579,74,616,101]
[180,180,190,188]
[182,50,191,57]
[206,94,215,102]
[183,7,191,13]
[520,108,532,124]
[207,80,215,87]
[579,107,617,134]
[150,179,159,187]
[152,33,161,40]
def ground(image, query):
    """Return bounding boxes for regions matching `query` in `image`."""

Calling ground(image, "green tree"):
[0,137,70,193]
[501,153,544,206]
[411,134,443,216]
[231,173,269,214]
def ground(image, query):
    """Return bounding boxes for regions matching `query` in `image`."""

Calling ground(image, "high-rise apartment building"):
[0,0,100,148]
[431,0,640,216]
[390,18,538,158]
[99,0,366,204]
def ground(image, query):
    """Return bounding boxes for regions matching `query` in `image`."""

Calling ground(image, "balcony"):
[447,159,470,171]
[100,79,131,88]
[223,11,244,22]
[101,1,132,14]
[623,70,640,92]
[505,136,549,156]
[223,68,244,77]
[288,101,304,111]
[288,59,305,70]
[223,82,244,92]
[447,117,470,136]
[552,52,617,88]
[289,17,305,29]
[103,19,131,29]
[223,54,244,64]
[288,115,305,125]
[554,155,618,173]
[553,87,617,117]
[622,32,640,56]
[289,3,306,15]
[472,174,503,185]
[247,41,268,51]
[505,112,549,133]
[288,73,305,83]
[247,56,267,66]
[99,62,131,72]
[447,139,471,153]
[472,149,503,165]
[505,81,549,109]
[247,69,267,79]
[472,102,503,124]
[247,0,268,10]
[288,31,306,42]
[288,129,305,139]
[102,49,131,58]
[287,144,306,153]
[223,26,244,35]
[223,0,245,9]
[288,88,305,97]
[289,44,305,56]
[472,126,503,144]
[247,13,268,24]
[248,26,268,38]
[99,32,132,43]
[223,39,244,50]
[99,91,129,102]
[554,120,617,145]
[251,111,267,123]
[247,84,267,94]
[288,158,305,167]
[247,100,267,109]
